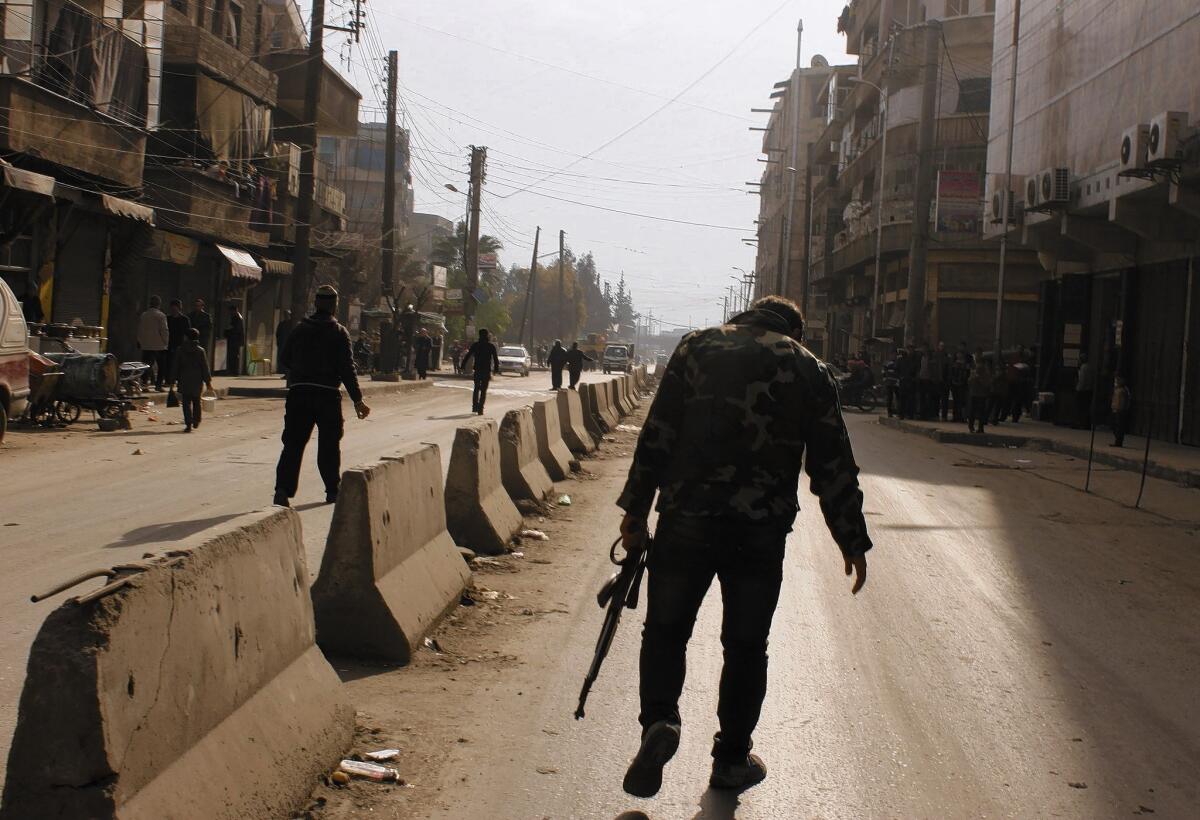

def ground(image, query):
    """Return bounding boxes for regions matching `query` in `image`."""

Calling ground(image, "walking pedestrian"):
[273,285,370,507]
[188,298,213,353]
[275,310,294,375]
[615,295,872,799]
[547,339,568,390]
[137,295,170,390]
[460,328,501,414]
[165,299,191,385]
[565,341,593,389]
[1111,375,1132,447]
[898,344,919,419]
[883,351,901,418]
[414,327,433,379]
[170,328,212,433]
[988,356,1010,425]
[1075,354,1095,429]
[224,304,245,376]
[929,341,950,420]
[949,351,970,422]
[967,353,992,434]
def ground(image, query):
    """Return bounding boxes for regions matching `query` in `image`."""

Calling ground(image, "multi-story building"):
[809,0,1042,361]
[0,0,161,355]
[986,0,1200,444]
[752,56,849,355]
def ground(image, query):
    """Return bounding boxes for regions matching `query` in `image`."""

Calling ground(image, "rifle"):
[574,535,650,720]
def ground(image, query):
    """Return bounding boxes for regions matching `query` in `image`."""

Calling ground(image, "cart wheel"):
[98,404,123,420]
[55,402,82,424]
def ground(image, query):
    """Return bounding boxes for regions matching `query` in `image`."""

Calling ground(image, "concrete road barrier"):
[1,508,352,820]
[556,388,596,454]
[312,444,470,663]
[580,383,607,439]
[444,419,523,555]
[499,407,555,501]
[532,398,574,481]
[603,379,625,422]
[613,377,632,416]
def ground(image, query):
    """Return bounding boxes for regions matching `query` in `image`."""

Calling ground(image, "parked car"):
[497,345,531,377]
[0,278,31,442]
[602,343,631,374]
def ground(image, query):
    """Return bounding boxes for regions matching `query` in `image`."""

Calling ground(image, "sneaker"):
[184,425,192,433]
[272,494,290,508]
[622,720,681,798]
[325,491,338,504]
[709,753,767,791]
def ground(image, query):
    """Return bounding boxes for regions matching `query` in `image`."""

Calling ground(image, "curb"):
[877,416,1200,488]
[225,379,435,399]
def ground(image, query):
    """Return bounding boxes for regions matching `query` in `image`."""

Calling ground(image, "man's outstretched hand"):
[844,553,867,595]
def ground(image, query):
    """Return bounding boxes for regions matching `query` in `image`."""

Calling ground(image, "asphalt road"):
[419,414,1200,820]
[0,369,610,779]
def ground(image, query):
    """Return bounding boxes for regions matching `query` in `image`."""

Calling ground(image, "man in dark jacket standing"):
[615,296,872,799]
[414,327,433,379]
[547,339,568,390]
[188,298,213,353]
[565,341,592,390]
[225,304,246,376]
[460,328,501,414]
[165,299,191,385]
[273,285,370,507]
[275,310,294,375]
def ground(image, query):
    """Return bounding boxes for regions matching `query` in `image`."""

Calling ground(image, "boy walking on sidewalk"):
[171,328,212,432]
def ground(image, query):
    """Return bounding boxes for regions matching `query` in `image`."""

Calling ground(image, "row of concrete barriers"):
[0,368,649,819]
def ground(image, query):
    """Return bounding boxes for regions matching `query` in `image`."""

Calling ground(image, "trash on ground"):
[459,593,476,606]
[330,771,350,786]
[510,551,525,559]
[1067,781,1088,789]
[557,494,572,506]
[422,637,443,653]
[365,749,400,762]
[478,590,500,600]
[616,424,642,432]
[131,448,144,456]
[338,759,399,782]
[520,529,549,541]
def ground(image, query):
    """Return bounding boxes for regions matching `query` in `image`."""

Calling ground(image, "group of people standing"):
[137,296,243,389]
[882,342,1036,435]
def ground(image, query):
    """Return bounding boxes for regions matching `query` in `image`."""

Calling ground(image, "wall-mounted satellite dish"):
[811,54,829,68]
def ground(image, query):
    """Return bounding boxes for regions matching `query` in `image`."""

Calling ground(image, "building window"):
[210,0,241,46]
[945,0,969,16]
[169,0,188,16]
[957,77,991,113]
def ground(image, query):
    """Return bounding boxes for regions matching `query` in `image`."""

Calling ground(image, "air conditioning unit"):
[1120,123,1150,172]
[990,190,1017,224]
[1147,111,1192,167]
[1024,176,1040,210]
[1038,167,1071,205]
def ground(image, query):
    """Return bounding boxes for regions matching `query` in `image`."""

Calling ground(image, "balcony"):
[0,0,156,186]
[263,143,349,246]
[162,6,276,105]
[260,51,360,137]
[142,164,269,248]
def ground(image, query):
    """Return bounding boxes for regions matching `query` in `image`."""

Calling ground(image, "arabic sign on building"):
[432,265,447,288]
[935,170,982,236]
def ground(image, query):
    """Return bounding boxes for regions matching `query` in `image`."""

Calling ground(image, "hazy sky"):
[331,0,852,330]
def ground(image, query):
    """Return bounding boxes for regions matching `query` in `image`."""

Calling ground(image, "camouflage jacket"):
[617,309,872,556]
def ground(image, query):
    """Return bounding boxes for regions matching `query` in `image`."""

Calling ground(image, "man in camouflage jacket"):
[616,295,872,798]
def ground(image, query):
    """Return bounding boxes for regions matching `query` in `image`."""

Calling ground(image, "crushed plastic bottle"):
[338,759,399,782]
[557,494,572,506]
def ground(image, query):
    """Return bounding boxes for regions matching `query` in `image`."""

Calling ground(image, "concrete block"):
[444,419,523,555]
[626,374,641,407]
[312,444,470,663]
[612,377,632,416]
[532,398,574,481]
[556,388,596,454]
[599,379,622,426]
[0,509,352,820]
[580,383,607,439]
[499,407,554,502]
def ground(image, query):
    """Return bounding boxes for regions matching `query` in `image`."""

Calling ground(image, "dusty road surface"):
[0,370,608,779]
[318,413,1200,820]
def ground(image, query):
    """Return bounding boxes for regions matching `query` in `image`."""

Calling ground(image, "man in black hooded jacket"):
[273,285,370,506]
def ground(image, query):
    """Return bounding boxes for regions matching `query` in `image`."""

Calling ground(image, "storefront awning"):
[0,159,55,199]
[262,259,293,277]
[100,194,154,224]
[216,244,263,283]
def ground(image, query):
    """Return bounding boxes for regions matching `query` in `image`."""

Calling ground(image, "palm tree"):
[431,220,502,270]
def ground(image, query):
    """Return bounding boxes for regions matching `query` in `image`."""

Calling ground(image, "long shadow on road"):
[103,512,251,549]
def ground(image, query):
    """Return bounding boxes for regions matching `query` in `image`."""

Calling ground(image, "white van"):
[0,278,31,440]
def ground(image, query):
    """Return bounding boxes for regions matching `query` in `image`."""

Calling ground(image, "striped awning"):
[216,244,263,283]
[100,193,154,224]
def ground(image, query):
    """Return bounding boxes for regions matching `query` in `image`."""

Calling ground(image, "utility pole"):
[780,18,803,301]
[903,21,941,346]
[557,229,565,341]
[518,226,540,348]
[994,0,1022,357]
[381,50,398,298]
[464,146,486,325]
[289,0,325,321]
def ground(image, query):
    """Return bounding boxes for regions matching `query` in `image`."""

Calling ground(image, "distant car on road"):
[498,345,531,377]
[0,278,30,442]
[602,343,631,374]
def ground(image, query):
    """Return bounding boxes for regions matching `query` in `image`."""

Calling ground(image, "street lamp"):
[845,70,890,342]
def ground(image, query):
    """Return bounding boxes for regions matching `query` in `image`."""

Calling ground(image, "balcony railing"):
[1,0,154,128]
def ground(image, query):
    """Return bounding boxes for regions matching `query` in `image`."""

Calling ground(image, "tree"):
[613,273,636,336]
[431,220,502,271]
[475,298,511,340]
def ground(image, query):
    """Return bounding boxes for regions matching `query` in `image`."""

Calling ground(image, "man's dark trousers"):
[569,368,582,389]
[274,385,344,498]
[181,393,202,428]
[551,366,564,390]
[472,374,491,412]
[640,515,786,763]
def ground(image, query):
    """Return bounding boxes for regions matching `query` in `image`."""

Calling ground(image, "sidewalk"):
[878,415,1200,488]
